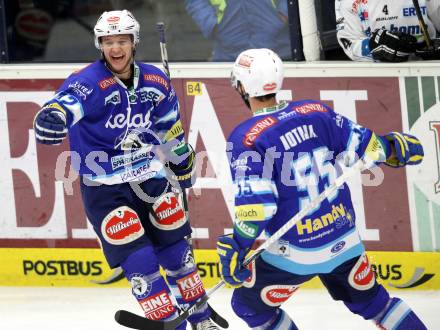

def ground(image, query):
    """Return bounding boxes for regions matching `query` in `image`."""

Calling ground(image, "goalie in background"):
[216,48,426,329]
[336,0,440,62]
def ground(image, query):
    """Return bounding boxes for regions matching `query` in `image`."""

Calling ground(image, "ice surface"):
[0,287,438,329]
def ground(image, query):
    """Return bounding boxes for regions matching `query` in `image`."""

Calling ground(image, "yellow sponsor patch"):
[164,120,184,141]
[235,204,266,221]
[186,81,203,96]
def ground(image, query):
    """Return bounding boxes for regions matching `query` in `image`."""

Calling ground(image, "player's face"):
[100,34,134,78]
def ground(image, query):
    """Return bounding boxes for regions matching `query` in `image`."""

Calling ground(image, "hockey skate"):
[191,319,220,330]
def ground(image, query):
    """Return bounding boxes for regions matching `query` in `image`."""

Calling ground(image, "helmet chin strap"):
[237,83,251,110]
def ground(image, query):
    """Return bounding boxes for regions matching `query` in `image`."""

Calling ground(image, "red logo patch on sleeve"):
[101,206,144,245]
[243,116,278,147]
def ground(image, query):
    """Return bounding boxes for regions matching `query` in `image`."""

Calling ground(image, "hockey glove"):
[369,28,418,62]
[383,132,424,167]
[33,106,68,145]
[167,142,196,188]
[415,38,440,60]
[217,234,251,288]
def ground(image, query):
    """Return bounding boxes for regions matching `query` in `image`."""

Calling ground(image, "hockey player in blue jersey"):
[216,48,426,329]
[33,10,219,330]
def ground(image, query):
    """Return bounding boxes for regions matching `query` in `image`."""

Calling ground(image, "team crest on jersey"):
[243,116,278,147]
[149,192,186,230]
[104,90,121,106]
[101,206,145,245]
[261,285,298,306]
[348,254,375,290]
[129,273,152,299]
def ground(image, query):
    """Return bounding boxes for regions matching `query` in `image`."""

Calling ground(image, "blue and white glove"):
[382,132,424,167]
[217,234,251,288]
[33,106,68,145]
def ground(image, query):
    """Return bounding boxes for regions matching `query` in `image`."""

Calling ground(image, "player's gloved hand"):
[383,132,424,167]
[33,106,68,145]
[415,38,440,60]
[167,142,196,188]
[369,28,418,62]
[217,234,251,288]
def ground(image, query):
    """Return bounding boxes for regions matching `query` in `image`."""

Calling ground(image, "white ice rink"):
[1,287,439,330]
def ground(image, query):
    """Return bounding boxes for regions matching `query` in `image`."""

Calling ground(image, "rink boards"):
[0,62,439,289]
[0,248,439,290]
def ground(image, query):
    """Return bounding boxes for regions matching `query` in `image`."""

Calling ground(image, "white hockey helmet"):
[94,10,140,49]
[231,48,284,97]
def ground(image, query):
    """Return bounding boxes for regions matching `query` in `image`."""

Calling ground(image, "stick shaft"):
[412,0,433,47]
[156,22,170,78]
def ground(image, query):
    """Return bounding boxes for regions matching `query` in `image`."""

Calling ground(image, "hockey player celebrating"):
[336,0,440,61]
[33,10,219,330]
[216,48,427,329]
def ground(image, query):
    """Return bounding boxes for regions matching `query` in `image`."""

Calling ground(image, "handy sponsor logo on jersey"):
[243,116,278,147]
[101,206,145,245]
[296,203,352,236]
[279,124,318,151]
[139,290,176,320]
[294,102,327,115]
[261,285,298,306]
[150,192,186,230]
[349,254,375,290]
[144,74,169,90]
[68,81,93,100]
[99,77,117,90]
[176,271,205,302]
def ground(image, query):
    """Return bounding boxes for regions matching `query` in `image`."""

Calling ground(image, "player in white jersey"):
[336,0,440,61]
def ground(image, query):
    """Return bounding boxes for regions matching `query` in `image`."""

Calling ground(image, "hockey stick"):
[412,0,433,48]
[114,158,366,329]
[114,22,228,330]
[156,22,171,78]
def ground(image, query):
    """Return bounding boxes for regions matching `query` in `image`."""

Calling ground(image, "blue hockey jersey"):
[42,60,186,184]
[227,100,387,275]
